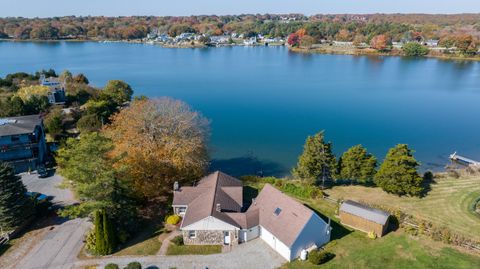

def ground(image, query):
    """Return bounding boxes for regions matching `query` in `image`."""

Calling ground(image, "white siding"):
[260,226,291,261]
[182,216,239,231]
[289,214,331,261]
[240,226,260,242]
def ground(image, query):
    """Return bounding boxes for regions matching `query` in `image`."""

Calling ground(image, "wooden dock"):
[449,152,480,166]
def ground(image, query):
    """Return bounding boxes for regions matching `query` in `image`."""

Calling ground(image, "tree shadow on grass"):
[114,219,164,253]
[210,156,288,178]
[304,204,352,241]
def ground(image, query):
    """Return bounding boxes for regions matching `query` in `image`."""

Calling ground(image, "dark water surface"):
[2,41,480,175]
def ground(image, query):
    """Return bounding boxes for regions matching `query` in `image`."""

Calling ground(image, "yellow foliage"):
[15,85,50,101]
[166,215,181,225]
[368,231,377,239]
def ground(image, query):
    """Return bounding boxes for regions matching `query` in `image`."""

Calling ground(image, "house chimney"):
[173,181,179,191]
[216,203,221,212]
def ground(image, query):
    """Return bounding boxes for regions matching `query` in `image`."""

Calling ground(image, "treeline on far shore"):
[1,13,479,42]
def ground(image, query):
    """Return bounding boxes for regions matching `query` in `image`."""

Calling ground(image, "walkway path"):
[157,230,181,255]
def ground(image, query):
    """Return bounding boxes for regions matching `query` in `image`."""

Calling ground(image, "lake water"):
[1,41,480,176]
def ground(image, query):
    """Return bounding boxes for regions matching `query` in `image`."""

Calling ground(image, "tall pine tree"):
[292,131,337,186]
[374,144,423,196]
[339,145,377,184]
[0,163,34,231]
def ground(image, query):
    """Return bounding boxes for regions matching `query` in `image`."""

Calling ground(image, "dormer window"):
[274,207,282,216]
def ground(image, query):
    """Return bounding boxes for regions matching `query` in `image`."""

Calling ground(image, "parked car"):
[37,165,49,178]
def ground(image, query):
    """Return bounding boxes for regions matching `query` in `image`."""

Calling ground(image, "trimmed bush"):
[171,235,184,246]
[105,263,119,269]
[166,215,181,225]
[124,261,142,269]
[309,249,334,265]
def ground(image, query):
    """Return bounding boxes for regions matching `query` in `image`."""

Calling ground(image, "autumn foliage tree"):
[455,34,478,55]
[103,98,210,202]
[370,34,390,51]
[287,33,300,47]
[299,35,315,49]
[295,28,307,38]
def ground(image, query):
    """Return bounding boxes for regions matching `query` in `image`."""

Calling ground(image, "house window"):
[10,136,20,142]
[188,230,196,239]
[178,207,186,214]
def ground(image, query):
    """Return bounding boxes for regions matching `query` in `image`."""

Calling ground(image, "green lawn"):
[113,234,162,256]
[244,175,480,269]
[166,244,221,255]
[282,232,480,269]
[112,222,164,256]
[324,175,480,240]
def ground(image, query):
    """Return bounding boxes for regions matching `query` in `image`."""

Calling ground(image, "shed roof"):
[0,115,42,137]
[340,200,390,225]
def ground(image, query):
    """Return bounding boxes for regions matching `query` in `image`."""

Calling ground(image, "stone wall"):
[183,230,239,245]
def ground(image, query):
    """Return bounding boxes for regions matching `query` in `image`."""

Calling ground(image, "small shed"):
[339,200,390,237]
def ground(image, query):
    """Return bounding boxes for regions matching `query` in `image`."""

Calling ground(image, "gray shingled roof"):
[174,171,244,228]
[0,115,42,137]
[247,184,320,247]
[340,200,390,225]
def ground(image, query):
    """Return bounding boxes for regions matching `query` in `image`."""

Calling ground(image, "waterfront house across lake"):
[173,171,332,261]
[40,75,66,104]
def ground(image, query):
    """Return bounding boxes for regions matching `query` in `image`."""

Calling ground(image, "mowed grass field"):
[323,175,480,241]
[283,231,480,269]
[248,174,480,269]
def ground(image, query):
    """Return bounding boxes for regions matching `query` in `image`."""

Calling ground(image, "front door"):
[224,231,231,245]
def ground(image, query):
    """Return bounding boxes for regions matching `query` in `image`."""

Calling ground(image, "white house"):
[172,171,332,261]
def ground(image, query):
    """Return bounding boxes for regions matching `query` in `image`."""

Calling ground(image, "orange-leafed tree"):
[299,35,316,49]
[103,98,210,202]
[295,28,307,38]
[335,29,351,42]
[370,34,390,51]
[455,34,478,55]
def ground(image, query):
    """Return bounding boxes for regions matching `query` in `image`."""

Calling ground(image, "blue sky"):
[1,0,479,17]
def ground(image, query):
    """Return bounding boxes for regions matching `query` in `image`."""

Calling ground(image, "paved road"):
[75,238,286,269]
[6,173,90,269]
[13,218,91,269]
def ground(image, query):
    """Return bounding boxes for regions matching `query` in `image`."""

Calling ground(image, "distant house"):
[424,39,439,47]
[244,37,257,46]
[0,115,47,173]
[40,75,66,104]
[173,171,331,261]
[339,200,390,237]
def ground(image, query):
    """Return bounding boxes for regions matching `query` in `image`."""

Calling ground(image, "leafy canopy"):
[104,98,210,201]
[403,42,429,56]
